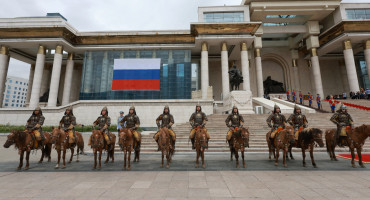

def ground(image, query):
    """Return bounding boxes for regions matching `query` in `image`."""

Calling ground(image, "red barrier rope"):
[325,99,370,111]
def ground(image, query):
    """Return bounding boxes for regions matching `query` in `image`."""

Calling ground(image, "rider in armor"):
[90,107,112,148]
[330,104,354,147]
[225,106,244,147]
[25,106,45,147]
[120,106,141,148]
[287,105,308,146]
[266,105,287,145]
[189,104,210,149]
[154,105,176,150]
[59,106,77,144]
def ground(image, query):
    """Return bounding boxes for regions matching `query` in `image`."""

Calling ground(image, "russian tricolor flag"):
[112,58,161,91]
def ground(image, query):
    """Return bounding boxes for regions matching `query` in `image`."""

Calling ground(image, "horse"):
[229,127,250,168]
[3,130,52,170]
[326,124,370,168]
[194,126,208,168]
[230,76,243,91]
[50,128,84,169]
[90,130,104,169]
[272,126,295,167]
[288,128,324,168]
[158,127,175,168]
[118,128,134,170]
[104,132,116,164]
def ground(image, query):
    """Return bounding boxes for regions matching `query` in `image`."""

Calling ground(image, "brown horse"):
[194,127,208,168]
[229,127,250,168]
[50,128,84,169]
[90,130,104,169]
[104,132,116,164]
[3,130,52,170]
[158,127,175,168]
[272,126,295,167]
[118,128,134,170]
[288,128,324,168]
[326,124,370,168]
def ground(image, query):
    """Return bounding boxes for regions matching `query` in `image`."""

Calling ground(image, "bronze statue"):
[263,76,285,94]
[229,64,243,91]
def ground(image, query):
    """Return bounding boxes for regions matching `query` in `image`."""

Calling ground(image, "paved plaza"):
[1,136,370,200]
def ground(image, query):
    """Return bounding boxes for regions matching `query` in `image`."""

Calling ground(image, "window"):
[16,104,18,107]
[15,87,17,90]
[176,64,185,77]
[7,90,10,94]
[163,64,168,77]
[6,95,9,98]
[12,100,15,102]
[17,100,19,103]
[11,104,14,106]
[346,9,370,19]
[17,96,20,99]
[16,81,18,84]
[20,82,22,85]
[18,92,20,95]
[9,80,12,83]
[4,103,8,106]
[5,99,9,102]
[204,12,244,22]
[8,85,11,89]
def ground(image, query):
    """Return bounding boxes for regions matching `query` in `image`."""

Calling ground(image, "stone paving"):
[1,136,370,200]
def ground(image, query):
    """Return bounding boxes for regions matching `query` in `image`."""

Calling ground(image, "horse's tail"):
[43,144,51,159]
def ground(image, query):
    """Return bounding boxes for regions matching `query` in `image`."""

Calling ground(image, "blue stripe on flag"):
[113,69,160,80]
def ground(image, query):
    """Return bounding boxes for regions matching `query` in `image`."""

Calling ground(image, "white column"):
[201,42,209,100]
[310,48,324,97]
[364,41,370,86]
[255,49,263,97]
[29,46,46,108]
[343,40,360,93]
[292,60,300,91]
[241,42,251,92]
[26,64,35,103]
[0,46,10,107]
[221,42,230,99]
[62,53,74,105]
[47,45,63,107]
[339,60,350,93]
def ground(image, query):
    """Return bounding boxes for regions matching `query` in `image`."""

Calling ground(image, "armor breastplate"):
[29,115,40,126]
[272,114,284,126]
[230,114,241,126]
[62,115,71,127]
[161,114,171,126]
[194,112,204,124]
[125,115,136,128]
[98,116,108,128]
[294,114,305,126]
[337,113,350,125]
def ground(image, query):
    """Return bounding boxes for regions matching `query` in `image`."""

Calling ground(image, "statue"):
[263,76,285,95]
[229,64,243,91]
[39,89,49,102]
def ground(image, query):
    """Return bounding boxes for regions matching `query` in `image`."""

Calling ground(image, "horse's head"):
[312,128,324,147]
[159,127,170,148]
[285,126,295,144]
[240,127,250,147]
[3,130,18,148]
[91,130,103,148]
[196,128,208,150]
[51,127,62,144]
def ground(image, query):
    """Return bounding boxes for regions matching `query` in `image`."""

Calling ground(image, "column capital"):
[0,46,9,55]
[240,42,247,51]
[201,42,208,51]
[310,48,317,57]
[221,42,227,51]
[343,40,352,50]
[364,40,370,49]
[255,48,261,57]
[37,45,46,55]
[67,53,74,60]
[55,45,63,54]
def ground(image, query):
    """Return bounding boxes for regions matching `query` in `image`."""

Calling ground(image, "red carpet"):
[337,154,370,164]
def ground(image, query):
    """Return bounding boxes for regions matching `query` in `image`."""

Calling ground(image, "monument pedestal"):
[223,90,254,114]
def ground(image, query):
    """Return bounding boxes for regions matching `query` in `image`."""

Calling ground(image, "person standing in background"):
[286,89,290,101]
[316,94,321,110]
[292,90,296,103]
[308,92,313,107]
[299,91,303,105]
[117,111,125,132]
[329,95,336,113]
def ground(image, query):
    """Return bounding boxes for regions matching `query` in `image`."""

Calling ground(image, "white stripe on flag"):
[114,58,161,70]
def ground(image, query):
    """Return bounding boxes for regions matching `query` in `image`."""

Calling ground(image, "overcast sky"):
[2,0,368,80]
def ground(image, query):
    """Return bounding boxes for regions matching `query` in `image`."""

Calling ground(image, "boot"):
[191,138,195,149]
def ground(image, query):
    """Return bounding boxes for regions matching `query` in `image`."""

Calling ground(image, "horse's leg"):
[241,148,246,168]
[283,148,287,168]
[350,146,356,168]
[93,150,97,169]
[302,148,306,167]
[39,146,44,163]
[289,145,294,160]
[235,149,239,168]
[195,150,199,168]
[76,146,79,162]
[230,147,233,161]
[310,146,317,168]
[98,149,102,169]
[55,149,61,169]
[18,150,24,170]
[161,150,164,168]
[25,151,30,170]
[48,144,52,162]
[69,148,74,163]
[357,148,366,168]
[268,143,272,160]
[62,149,66,169]
[166,149,170,169]
[123,149,127,169]
[128,149,131,170]
[202,150,205,169]
[331,138,338,161]
[275,148,279,166]
[111,148,115,163]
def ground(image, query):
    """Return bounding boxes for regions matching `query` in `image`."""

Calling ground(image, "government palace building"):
[0,0,369,127]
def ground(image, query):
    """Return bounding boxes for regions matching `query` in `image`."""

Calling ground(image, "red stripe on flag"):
[112,80,160,91]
